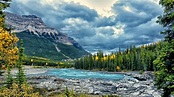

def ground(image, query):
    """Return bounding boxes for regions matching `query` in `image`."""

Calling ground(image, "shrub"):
[0,83,41,97]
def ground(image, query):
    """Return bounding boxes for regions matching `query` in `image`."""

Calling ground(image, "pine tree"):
[0,0,11,29]
[153,0,174,96]
[6,67,13,88]
[16,39,26,88]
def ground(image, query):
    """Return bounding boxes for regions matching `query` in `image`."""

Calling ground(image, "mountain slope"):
[5,12,89,60]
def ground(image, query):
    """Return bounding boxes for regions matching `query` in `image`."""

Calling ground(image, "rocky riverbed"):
[27,71,163,97]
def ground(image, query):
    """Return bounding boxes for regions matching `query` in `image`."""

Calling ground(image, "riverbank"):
[10,66,48,75]
[1,67,163,97]
[25,68,162,97]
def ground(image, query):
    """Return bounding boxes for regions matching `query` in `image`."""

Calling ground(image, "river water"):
[39,68,125,80]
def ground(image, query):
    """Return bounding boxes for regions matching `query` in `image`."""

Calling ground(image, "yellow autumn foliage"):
[110,55,115,60]
[0,83,41,97]
[59,62,64,64]
[0,18,5,27]
[116,66,120,71]
[92,56,94,60]
[102,56,107,61]
[0,18,19,69]
[95,56,99,61]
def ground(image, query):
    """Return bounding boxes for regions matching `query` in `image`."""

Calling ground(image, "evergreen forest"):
[75,42,165,71]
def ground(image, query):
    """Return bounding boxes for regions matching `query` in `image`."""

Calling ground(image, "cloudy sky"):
[7,0,164,54]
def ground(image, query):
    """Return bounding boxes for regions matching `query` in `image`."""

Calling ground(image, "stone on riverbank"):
[26,72,163,97]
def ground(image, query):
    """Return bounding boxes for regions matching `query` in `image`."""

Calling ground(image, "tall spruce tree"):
[153,0,174,97]
[16,39,26,88]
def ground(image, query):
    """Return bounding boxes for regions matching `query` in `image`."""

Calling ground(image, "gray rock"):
[152,92,162,97]
[139,93,153,97]
[126,71,154,81]
[37,81,59,90]
[170,94,174,97]
[94,91,102,95]
[88,86,94,94]
[145,89,154,94]
[5,12,83,49]
[130,91,140,97]
[27,72,162,97]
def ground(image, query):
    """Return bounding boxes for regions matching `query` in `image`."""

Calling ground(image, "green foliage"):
[154,0,174,97]
[103,95,119,97]
[154,41,174,97]
[16,31,89,61]
[16,39,26,88]
[49,87,87,97]
[139,70,144,74]
[0,0,17,89]
[65,87,70,97]
[75,43,163,71]
[0,0,11,29]
[6,67,13,88]
[0,83,41,97]
[157,0,174,42]
[22,56,74,68]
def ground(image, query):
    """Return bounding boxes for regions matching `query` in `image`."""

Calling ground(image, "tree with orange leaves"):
[0,25,19,69]
[0,0,19,69]
[0,0,19,88]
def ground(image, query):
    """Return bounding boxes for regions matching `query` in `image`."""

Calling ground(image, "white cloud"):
[63,18,88,26]
[64,0,117,17]
[123,6,133,12]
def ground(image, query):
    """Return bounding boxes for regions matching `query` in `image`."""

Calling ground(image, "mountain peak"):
[5,12,82,48]
[5,12,89,60]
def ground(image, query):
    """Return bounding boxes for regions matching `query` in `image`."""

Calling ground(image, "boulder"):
[27,72,162,97]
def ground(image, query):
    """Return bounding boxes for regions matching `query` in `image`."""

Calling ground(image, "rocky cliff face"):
[4,12,89,60]
[5,12,82,49]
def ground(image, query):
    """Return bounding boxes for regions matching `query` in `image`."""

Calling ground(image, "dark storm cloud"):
[7,0,98,27]
[7,0,164,53]
[112,0,163,27]
[93,16,116,27]
[101,0,164,52]
[97,27,115,35]
[7,0,102,45]
[60,2,98,21]
[123,17,164,43]
[61,19,96,38]
[7,0,46,17]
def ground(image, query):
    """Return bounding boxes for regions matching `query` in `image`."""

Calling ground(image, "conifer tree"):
[16,39,26,88]
[6,67,13,88]
[153,0,174,96]
[0,0,11,29]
